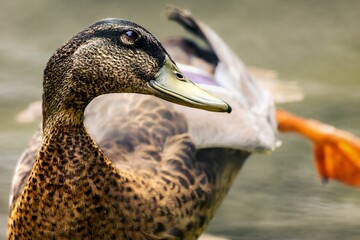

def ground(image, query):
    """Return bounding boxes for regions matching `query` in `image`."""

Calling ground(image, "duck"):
[11,5,360,240]
[9,6,280,240]
[8,4,360,239]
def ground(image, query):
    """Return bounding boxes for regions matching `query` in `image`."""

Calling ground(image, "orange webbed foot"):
[276,109,360,187]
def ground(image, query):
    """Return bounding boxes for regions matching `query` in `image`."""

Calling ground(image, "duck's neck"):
[43,107,86,136]
[38,123,119,186]
[42,79,89,135]
[41,122,111,174]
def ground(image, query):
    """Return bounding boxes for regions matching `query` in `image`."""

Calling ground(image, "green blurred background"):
[1,0,359,239]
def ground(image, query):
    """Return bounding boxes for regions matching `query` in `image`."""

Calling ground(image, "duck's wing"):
[87,94,249,238]
[164,6,278,152]
[163,7,360,188]
[9,127,42,209]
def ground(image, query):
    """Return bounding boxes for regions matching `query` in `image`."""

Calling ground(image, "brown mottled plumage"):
[8,15,241,240]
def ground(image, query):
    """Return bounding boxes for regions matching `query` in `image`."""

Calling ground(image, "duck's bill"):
[149,56,232,113]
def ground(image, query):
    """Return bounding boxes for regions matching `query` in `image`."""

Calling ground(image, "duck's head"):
[42,19,230,129]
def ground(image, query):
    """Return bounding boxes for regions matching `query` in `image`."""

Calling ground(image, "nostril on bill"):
[174,71,186,81]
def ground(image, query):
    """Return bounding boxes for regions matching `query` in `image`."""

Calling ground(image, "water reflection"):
[1,0,359,239]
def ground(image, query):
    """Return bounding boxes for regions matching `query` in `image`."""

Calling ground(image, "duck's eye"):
[125,30,137,39]
[120,30,139,44]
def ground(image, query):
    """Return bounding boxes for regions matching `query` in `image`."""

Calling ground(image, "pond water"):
[1,0,359,239]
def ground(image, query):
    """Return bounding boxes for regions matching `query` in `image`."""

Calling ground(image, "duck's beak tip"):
[226,104,232,114]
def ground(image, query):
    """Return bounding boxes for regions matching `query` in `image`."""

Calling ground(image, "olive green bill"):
[148,56,232,113]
